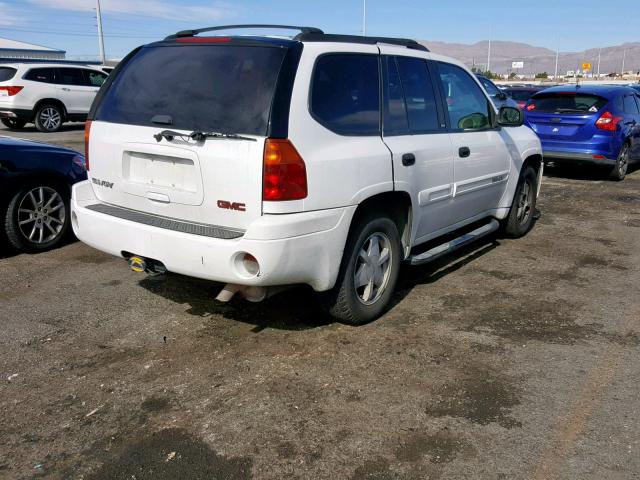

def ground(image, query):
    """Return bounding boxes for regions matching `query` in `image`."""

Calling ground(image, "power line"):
[0,26,160,39]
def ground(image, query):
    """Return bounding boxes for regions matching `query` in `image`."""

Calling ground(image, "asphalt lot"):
[1,125,639,480]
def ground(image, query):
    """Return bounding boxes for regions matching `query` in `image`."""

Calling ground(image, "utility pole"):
[362,0,366,36]
[621,49,627,77]
[487,30,492,74]
[554,44,559,80]
[96,0,106,64]
[597,48,601,77]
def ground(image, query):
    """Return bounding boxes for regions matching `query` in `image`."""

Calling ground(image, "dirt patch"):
[461,295,639,346]
[75,254,112,265]
[425,368,521,428]
[395,428,469,464]
[86,428,253,480]
[624,219,640,228]
[141,396,172,413]
[351,457,398,480]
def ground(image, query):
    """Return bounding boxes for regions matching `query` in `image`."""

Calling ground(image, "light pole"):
[96,0,106,64]
[487,27,492,74]
[554,44,559,80]
[597,48,601,77]
[362,0,366,36]
[621,49,627,77]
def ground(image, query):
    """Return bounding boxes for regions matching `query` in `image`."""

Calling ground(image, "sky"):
[0,0,637,60]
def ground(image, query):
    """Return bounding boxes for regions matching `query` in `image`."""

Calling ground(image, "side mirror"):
[497,106,523,127]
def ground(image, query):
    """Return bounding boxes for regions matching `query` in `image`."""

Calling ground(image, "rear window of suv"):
[528,92,608,114]
[0,67,16,82]
[94,44,287,136]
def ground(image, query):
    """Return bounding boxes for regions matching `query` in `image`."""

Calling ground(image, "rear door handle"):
[459,147,471,158]
[402,153,416,166]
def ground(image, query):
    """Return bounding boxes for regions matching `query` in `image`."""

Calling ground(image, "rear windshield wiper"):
[190,131,256,142]
[154,130,256,143]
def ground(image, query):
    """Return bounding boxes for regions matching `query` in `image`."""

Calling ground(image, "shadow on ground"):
[138,234,501,330]
[543,162,640,181]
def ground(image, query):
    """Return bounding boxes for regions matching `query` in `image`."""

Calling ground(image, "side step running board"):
[408,219,500,266]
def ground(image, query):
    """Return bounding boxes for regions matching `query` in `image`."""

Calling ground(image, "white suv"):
[72,26,543,324]
[0,63,108,132]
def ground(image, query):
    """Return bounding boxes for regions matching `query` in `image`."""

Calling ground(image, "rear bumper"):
[71,181,355,292]
[543,150,616,166]
[0,108,32,121]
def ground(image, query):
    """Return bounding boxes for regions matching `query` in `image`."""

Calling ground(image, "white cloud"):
[27,0,237,23]
[0,2,23,26]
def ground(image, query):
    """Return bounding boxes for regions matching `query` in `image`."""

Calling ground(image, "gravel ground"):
[1,125,639,479]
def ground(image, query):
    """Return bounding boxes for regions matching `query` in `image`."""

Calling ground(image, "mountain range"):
[418,40,640,76]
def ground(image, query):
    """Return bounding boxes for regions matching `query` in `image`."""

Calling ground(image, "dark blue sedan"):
[0,136,87,252]
[525,85,640,180]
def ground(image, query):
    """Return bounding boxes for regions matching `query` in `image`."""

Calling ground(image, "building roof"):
[0,36,65,53]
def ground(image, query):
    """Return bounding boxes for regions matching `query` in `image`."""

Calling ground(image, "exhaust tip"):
[128,256,146,273]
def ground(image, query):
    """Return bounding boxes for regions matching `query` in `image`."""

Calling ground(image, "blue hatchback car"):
[525,85,640,180]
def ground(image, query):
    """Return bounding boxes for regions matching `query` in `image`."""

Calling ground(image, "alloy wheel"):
[39,107,61,131]
[353,232,393,305]
[17,186,66,244]
[516,181,533,225]
[618,145,629,178]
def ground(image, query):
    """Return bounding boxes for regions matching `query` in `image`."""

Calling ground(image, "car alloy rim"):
[618,145,629,176]
[17,186,66,244]
[353,232,393,305]
[516,181,533,224]
[40,107,61,130]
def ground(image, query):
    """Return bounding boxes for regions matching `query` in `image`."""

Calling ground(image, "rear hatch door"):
[89,40,292,231]
[525,91,607,141]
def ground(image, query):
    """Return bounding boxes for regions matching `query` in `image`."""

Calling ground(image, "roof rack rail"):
[293,33,429,52]
[165,24,324,40]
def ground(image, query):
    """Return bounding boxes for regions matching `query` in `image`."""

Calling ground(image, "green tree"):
[535,72,549,79]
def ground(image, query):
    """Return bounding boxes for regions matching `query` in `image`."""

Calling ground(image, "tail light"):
[526,103,536,111]
[0,86,23,96]
[595,111,622,132]
[263,139,307,201]
[517,101,526,109]
[84,120,92,170]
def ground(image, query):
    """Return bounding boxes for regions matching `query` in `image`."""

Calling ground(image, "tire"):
[503,165,538,238]
[1,118,26,130]
[5,181,70,252]
[34,104,63,132]
[609,143,629,181]
[322,213,402,325]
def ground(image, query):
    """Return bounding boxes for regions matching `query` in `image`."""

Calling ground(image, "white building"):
[0,37,65,61]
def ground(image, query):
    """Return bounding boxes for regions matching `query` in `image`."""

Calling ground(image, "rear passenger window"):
[437,62,491,131]
[623,95,639,115]
[311,54,380,136]
[395,57,440,133]
[57,68,85,86]
[383,57,409,135]
[24,68,56,83]
[0,67,16,82]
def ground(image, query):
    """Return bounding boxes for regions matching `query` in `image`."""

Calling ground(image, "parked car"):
[630,84,640,93]
[504,86,545,110]
[525,85,640,180]
[0,63,108,132]
[475,74,519,110]
[72,25,542,324]
[0,136,86,251]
